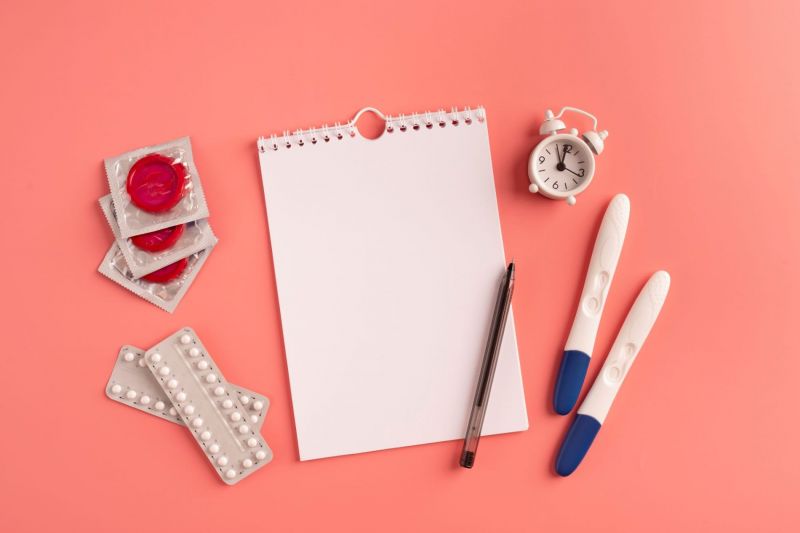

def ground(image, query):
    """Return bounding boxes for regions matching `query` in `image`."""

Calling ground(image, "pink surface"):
[1,1,798,531]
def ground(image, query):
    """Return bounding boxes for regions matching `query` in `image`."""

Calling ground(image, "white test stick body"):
[554,193,630,414]
[578,270,671,423]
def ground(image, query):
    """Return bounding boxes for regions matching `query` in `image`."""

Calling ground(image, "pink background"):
[1,1,798,531]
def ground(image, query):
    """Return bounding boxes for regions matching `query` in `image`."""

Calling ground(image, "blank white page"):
[258,108,528,460]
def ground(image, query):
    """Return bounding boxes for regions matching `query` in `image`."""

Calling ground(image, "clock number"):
[579,168,585,177]
[538,155,545,164]
[553,182,559,190]
[563,144,573,154]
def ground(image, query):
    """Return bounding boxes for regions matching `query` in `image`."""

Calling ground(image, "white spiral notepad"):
[258,107,528,460]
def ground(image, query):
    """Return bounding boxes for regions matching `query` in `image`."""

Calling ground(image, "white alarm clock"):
[528,107,608,205]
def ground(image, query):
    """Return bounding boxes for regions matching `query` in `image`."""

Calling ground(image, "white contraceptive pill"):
[106,346,271,430]
[145,328,274,485]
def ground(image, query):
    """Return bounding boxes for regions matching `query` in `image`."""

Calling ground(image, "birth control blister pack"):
[106,346,269,429]
[104,137,209,239]
[99,195,218,279]
[98,243,213,313]
[145,328,274,485]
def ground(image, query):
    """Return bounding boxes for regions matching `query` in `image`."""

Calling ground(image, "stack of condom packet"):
[97,137,217,313]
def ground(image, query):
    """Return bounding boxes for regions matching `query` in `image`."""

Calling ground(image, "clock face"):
[530,135,595,198]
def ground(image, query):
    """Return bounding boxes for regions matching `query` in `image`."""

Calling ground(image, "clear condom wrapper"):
[105,137,210,239]
[99,195,217,279]
[98,243,213,313]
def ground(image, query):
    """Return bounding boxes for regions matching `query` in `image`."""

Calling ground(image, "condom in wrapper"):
[104,137,209,239]
[98,244,213,313]
[99,194,217,279]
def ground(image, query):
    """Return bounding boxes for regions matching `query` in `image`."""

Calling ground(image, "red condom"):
[126,154,187,213]
[130,224,186,252]
[142,257,189,283]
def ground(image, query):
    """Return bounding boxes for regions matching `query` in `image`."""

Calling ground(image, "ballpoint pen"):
[460,261,515,469]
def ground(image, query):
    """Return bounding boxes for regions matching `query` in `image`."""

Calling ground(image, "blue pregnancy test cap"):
[553,350,591,415]
[555,414,602,476]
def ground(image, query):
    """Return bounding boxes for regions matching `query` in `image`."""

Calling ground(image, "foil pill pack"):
[105,328,273,485]
[106,346,269,429]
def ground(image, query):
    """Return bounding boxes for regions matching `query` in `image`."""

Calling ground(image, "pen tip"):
[460,451,475,469]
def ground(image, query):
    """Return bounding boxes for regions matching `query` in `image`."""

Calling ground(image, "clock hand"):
[555,144,567,171]
[564,166,583,178]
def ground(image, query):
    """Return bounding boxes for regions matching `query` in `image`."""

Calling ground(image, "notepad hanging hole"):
[352,108,385,140]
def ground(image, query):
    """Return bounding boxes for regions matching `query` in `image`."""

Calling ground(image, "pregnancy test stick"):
[554,193,630,415]
[555,271,671,476]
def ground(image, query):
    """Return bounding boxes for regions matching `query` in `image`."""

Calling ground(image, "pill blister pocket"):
[106,346,269,430]
[145,328,274,485]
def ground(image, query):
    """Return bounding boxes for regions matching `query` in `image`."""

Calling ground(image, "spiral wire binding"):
[258,106,485,153]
